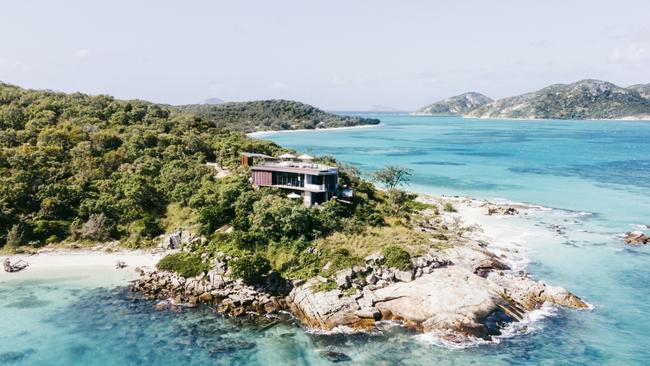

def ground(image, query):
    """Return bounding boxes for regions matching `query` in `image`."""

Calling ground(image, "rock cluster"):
[485,205,519,216]
[159,230,201,250]
[132,264,288,318]
[623,231,650,245]
[330,251,451,292]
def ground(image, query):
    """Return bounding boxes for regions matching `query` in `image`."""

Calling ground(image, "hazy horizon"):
[1,0,649,110]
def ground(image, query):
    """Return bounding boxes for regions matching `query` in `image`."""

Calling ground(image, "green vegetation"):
[468,79,650,120]
[0,82,280,249]
[312,279,337,293]
[177,100,380,133]
[0,82,447,286]
[405,199,438,212]
[371,165,413,191]
[228,253,272,285]
[443,202,456,212]
[156,252,210,278]
[381,245,412,271]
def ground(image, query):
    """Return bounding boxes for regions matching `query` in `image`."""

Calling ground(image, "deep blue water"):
[2,115,649,365]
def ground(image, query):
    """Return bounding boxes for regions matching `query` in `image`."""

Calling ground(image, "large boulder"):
[371,266,504,337]
[287,283,368,330]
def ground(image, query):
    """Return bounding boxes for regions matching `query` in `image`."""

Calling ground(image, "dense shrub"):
[321,248,363,276]
[156,252,210,278]
[443,202,456,212]
[4,224,25,250]
[228,253,271,285]
[381,245,412,271]
[80,213,113,241]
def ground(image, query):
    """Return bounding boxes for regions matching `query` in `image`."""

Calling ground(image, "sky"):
[1,0,649,110]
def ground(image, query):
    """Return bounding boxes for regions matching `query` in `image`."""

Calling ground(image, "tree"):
[5,224,25,249]
[371,165,413,190]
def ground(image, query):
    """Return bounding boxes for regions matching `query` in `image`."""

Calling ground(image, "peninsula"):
[1,83,588,344]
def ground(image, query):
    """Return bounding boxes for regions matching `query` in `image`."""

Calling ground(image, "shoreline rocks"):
[485,205,519,216]
[133,236,588,343]
[132,266,290,318]
[285,242,588,340]
[623,231,650,245]
[131,196,589,344]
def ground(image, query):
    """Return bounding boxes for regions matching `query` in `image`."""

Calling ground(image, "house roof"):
[252,161,338,175]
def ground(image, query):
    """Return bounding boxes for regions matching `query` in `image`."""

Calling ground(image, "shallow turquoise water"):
[2,115,649,365]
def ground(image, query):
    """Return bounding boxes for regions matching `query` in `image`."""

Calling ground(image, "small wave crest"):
[414,303,559,350]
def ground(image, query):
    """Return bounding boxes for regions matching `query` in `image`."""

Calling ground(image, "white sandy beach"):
[0,249,166,285]
[246,123,380,138]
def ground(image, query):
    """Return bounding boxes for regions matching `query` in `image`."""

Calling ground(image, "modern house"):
[244,153,339,206]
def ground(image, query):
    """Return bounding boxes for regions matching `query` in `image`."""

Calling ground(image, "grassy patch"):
[406,199,438,212]
[312,279,337,293]
[161,203,199,233]
[156,252,210,278]
[321,248,363,277]
[433,232,449,241]
[342,287,357,297]
[314,220,430,259]
[443,202,456,212]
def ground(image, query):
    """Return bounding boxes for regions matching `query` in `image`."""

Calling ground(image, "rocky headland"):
[133,196,589,343]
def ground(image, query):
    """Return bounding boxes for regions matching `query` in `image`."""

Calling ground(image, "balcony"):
[304,183,326,192]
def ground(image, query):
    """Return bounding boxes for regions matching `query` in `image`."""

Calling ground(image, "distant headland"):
[414,79,650,120]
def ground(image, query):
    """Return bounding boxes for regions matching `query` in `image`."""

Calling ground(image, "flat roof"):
[252,161,338,175]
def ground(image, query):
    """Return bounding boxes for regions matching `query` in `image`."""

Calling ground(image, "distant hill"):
[413,92,493,116]
[203,97,224,105]
[177,100,380,133]
[467,80,650,120]
[628,84,650,99]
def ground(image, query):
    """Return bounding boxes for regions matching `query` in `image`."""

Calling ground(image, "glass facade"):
[272,172,304,187]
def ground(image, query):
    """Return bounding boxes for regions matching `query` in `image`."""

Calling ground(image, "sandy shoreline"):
[0,248,166,283]
[246,123,380,138]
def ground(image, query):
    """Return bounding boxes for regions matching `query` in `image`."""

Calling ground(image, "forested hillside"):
[177,100,380,133]
[0,83,282,248]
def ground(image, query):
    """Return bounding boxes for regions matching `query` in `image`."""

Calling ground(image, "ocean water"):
[2,115,650,365]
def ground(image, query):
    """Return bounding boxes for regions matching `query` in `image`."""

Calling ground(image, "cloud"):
[74,49,91,59]
[610,43,649,64]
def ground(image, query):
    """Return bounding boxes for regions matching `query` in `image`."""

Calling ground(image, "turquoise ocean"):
[2,115,649,365]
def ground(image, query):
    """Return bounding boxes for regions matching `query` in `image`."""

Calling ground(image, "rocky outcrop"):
[623,231,650,245]
[485,205,519,216]
[132,262,290,318]
[286,241,587,341]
